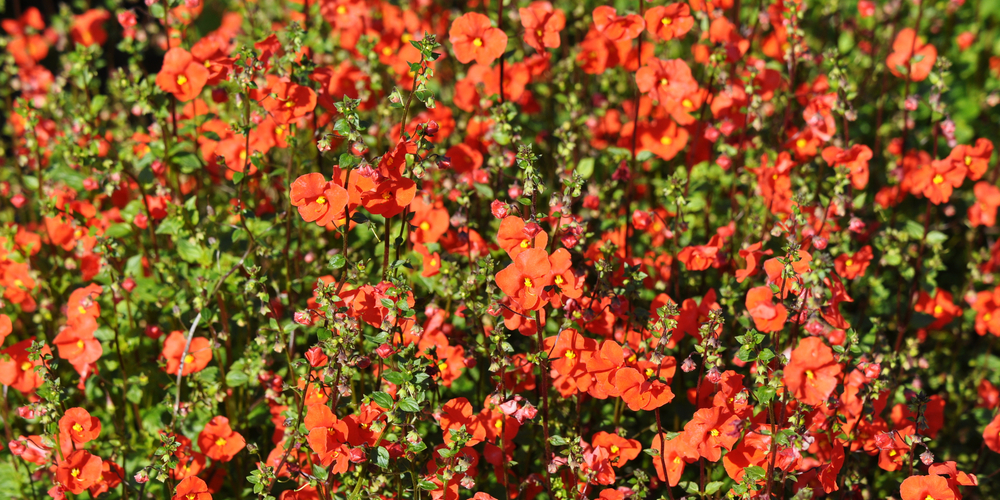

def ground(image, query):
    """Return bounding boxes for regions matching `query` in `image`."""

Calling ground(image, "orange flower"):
[592,431,641,467]
[2,7,52,67]
[650,433,698,486]
[520,2,565,53]
[198,416,246,462]
[155,47,210,102]
[636,118,689,161]
[592,6,645,41]
[0,338,50,394]
[985,412,1000,453]
[909,158,966,205]
[440,397,487,446]
[948,138,993,181]
[409,195,450,244]
[53,314,102,366]
[899,475,957,500]
[449,13,507,65]
[643,3,694,41]
[59,407,102,445]
[745,286,787,332]
[886,28,938,82]
[251,75,318,125]
[783,336,841,406]
[173,476,213,500]
[305,404,351,472]
[57,450,103,494]
[495,248,551,311]
[497,216,548,259]
[682,407,740,462]
[970,182,1000,227]
[70,9,110,47]
[290,173,350,227]
[161,330,213,376]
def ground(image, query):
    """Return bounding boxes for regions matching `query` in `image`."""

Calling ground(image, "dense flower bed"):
[1,0,1000,499]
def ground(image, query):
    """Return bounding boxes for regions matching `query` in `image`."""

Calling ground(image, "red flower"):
[59,407,102,445]
[984,412,1000,454]
[439,397,486,446]
[56,450,103,494]
[497,216,548,259]
[899,475,957,500]
[783,336,841,406]
[290,173,350,227]
[914,289,961,330]
[2,7,52,67]
[822,144,873,189]
[198,416,246,462]
[886,28,938,82]
[156,47,210,102]
[161,330,213,376]
[173,476,212,500]
[592,431,641,467]
[745,286,787,332]
[592,6,645,41]
[520,2,565,53]
[449,13,508,65]
[0,338,51,394]
[834,245,873,280]
[948,138,993,181]
[643,3,694,41]
[736,242,772,283]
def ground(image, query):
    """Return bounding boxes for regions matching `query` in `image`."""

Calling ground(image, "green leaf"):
[743,465,766,482]
[376,446,390,468]
[926,231,948,245]
[705,481,724,495]
[176,238,207,264]
[330,254,347,269]
[0,459,23,498]
[226,370,250,387]
[173,152,202,174]
[398,397,420,412]
[371,391,394,409]
[576,158,595,179]
[90,95,108,116]
[755,385,777,404]
[419,480,438,490]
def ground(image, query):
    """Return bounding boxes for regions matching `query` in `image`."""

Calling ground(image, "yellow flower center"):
[710,429,719,437]
[554,275,564,285]
[845,259,853,267]
[419,222,430,231]
[13,279,23,288]
[473,38,483,47]
[438,362,448,371]
[316,196,327,205]
[610,445,620,453]
[673,456,681,464]
[519,239,530,249]
[382,191,392,200]
[659,78,669,86]
[889,450,897,457]
[662,18,672,25]
[239,151,247,160]
[215,437,227,447]
[645,368,654,377]
[336,5,346,14]
[565,350,576,359]
[20,361,32,371]
[524,278,533,287]
[176,75,188,86]
[285,101,295,108]
[932,174,944,185]
[76,340,85,349]
[964,155,972,166]
[382,47,393,56]
[184,354,195,364]
[806,370,814,379]
[985,313,993,321]
[73,423,84,432]
[495,419,503,429]
[276,126,285,135]
[796,138,807,148]
[933,305,944,316]
[536,30,543,37]
[660,136,672,145]
[78,306,87,314]
[204,60,212,68]
[71,468,80,478]
[682,99,693,108]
